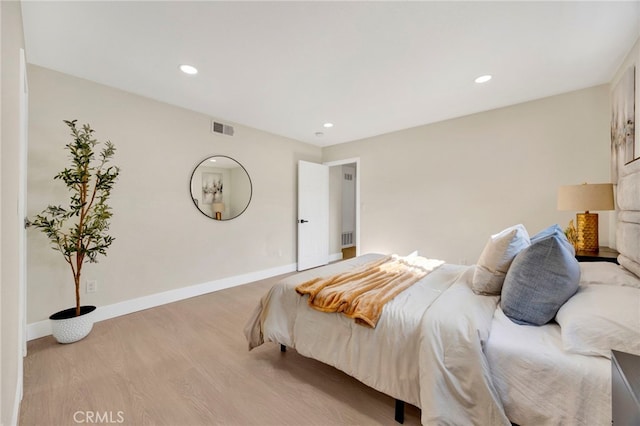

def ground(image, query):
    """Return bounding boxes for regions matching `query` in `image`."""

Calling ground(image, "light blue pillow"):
[531,224,575,250]
[501,226,580,326]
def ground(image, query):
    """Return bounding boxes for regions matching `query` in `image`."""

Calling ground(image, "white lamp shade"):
[557,183,614,212]
[212,202,225,213]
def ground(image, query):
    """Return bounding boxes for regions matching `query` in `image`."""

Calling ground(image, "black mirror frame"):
[189,155,252,221]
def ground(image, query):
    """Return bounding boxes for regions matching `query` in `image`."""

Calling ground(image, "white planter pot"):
[49,305,97,344]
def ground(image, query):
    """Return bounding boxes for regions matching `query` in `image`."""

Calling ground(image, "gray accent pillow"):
[501,226,580,326]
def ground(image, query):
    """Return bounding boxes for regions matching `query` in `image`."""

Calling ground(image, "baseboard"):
[329,252,344,262]
[27,262,297,341]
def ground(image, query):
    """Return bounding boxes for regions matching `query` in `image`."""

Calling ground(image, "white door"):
[297,160,329,271]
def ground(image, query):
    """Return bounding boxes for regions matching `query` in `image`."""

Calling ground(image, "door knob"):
[298,219,309,223]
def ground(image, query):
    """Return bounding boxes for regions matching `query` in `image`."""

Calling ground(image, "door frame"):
[19,48,28,357]
[324,158,361,257]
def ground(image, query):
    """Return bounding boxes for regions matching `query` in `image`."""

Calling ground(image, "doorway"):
[325,158,360,261]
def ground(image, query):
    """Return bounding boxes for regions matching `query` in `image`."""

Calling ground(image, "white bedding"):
[245,254,627,425]
[419,272,510,425]
[246,253,461,407]
[485,306,610,426]
[245,254,511,425]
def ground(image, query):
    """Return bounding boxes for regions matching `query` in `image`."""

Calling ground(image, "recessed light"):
[323,122,334,128]
[179,64,198,75]
[474,75,492,83]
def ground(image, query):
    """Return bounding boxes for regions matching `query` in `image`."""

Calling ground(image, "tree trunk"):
[74,271,81,317]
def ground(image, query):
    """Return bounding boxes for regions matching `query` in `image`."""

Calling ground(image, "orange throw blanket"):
[295,255,444,327]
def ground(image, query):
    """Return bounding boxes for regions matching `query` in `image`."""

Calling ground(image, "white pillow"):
[472,224,530,295]
[579,261,640,289]
[555,284,640,358]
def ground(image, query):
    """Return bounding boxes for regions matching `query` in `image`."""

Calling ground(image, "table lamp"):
[212,202,225,220]
[557,183,614,251]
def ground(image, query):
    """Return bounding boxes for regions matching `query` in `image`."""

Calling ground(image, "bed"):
[245,247,639,425]
[245,162,640,426]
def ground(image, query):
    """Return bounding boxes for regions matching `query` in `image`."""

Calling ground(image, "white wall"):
[1,2,25,424]
[26,65,321,324]
[323,85,612,264]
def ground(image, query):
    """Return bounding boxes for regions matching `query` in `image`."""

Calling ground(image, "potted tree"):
[30,120,120,343]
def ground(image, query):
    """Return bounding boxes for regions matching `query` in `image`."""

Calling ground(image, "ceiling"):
[21,1,640,147]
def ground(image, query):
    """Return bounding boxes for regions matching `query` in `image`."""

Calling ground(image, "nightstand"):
[612,350,640,425]
[575,247,619,264]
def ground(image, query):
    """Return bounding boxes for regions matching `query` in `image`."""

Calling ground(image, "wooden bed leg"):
[394,399,404,424]
[280,344,286,352]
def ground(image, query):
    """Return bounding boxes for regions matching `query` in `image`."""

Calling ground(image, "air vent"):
[341,232,354,247]
[211,120,234,136]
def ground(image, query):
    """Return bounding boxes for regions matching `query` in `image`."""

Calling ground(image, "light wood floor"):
[342,246,357,260]
[20,272,420,426]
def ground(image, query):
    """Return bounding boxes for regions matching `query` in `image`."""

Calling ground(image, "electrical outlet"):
[86,280,98,293]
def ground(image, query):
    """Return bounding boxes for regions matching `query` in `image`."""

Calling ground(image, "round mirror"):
[189,155,252,220]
